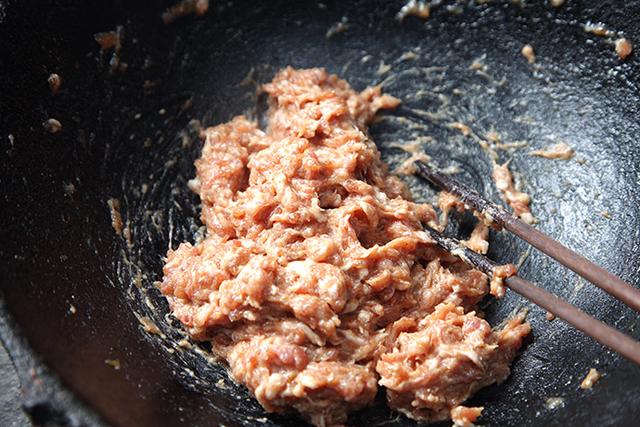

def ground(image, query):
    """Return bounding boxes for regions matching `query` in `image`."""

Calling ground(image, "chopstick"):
[415,160,640,313]
[423,225,640,365]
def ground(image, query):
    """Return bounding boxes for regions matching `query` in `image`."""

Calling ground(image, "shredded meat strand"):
[437,192,465,227]
[530,142,574,160]
[464,222,489,255]
[490,264,517,298]
[492,162,535,224]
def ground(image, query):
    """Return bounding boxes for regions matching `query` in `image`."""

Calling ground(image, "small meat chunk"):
[43,118,62,133]
[48,73,62,94]
[615,38,633,60]
[492,162,535,224]
[521,44,536,63]
[580,368,602,389]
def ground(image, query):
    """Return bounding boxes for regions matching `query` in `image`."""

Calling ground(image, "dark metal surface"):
[0,340,30,427]
[1,0,639,426]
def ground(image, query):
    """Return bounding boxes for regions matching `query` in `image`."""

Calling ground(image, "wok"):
[1,0,639,426]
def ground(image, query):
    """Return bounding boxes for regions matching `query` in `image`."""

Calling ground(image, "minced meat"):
[492,163,535,224]
[161,67,530,426]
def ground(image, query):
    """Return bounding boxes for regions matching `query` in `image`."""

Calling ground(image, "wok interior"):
[1,1,639,426]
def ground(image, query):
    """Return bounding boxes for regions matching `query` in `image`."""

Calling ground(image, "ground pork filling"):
[161,67,530,426]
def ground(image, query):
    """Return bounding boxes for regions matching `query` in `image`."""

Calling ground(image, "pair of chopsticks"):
[414,161,640,365]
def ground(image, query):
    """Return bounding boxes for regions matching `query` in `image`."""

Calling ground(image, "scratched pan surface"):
[1,0,639,426]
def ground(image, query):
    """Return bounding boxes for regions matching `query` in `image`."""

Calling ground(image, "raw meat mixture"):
[161,67,530,426]
[492,163,536,225]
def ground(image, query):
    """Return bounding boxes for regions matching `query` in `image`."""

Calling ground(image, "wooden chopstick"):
[424,225,640,365]
[415,160,640,313]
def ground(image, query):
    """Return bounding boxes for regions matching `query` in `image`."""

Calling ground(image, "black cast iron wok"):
[1,0,639,426]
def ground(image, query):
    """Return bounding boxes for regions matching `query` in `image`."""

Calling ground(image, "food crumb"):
[492,162,536,224]
[530,142,575,160]
[615,38,633,60]
[162,0,209,24]
[43,118,62,134]
[326,16,349,38]
[451,405,483,427]
[440,164,462,175]
[550,0,564,7]
[68,304,77,315]
[177,338,192,349]
[545,397,565,410]
[469,56,487,72]
[133,272,143,289]
[123,222,133,247]
[450,121,471,136]
[93,27,122,50]
[180,131,192,148]
[63,182,76,195]
[580,368,602,389]
[94,27,122,50]
[583,22,610,37]
[138,315,164,337]
[376,60,392,75]
[188,118,202,134]
[393,152,432,176]
[94,26,124,71]
[600,211,612,219]
[545,311,555,321]
[463,222,490,255]
[48,73,62,94]
[397,0,431,21]
[388,141,423,154]
[438,191,465,226]
[521,44,536,63]
[181,98,193,111]
[489,264,517,298]
[399,51,418,61]
[107,198,123,235]
[105,359,121,370]
[485,130,501,143]
[239,67,257,87]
